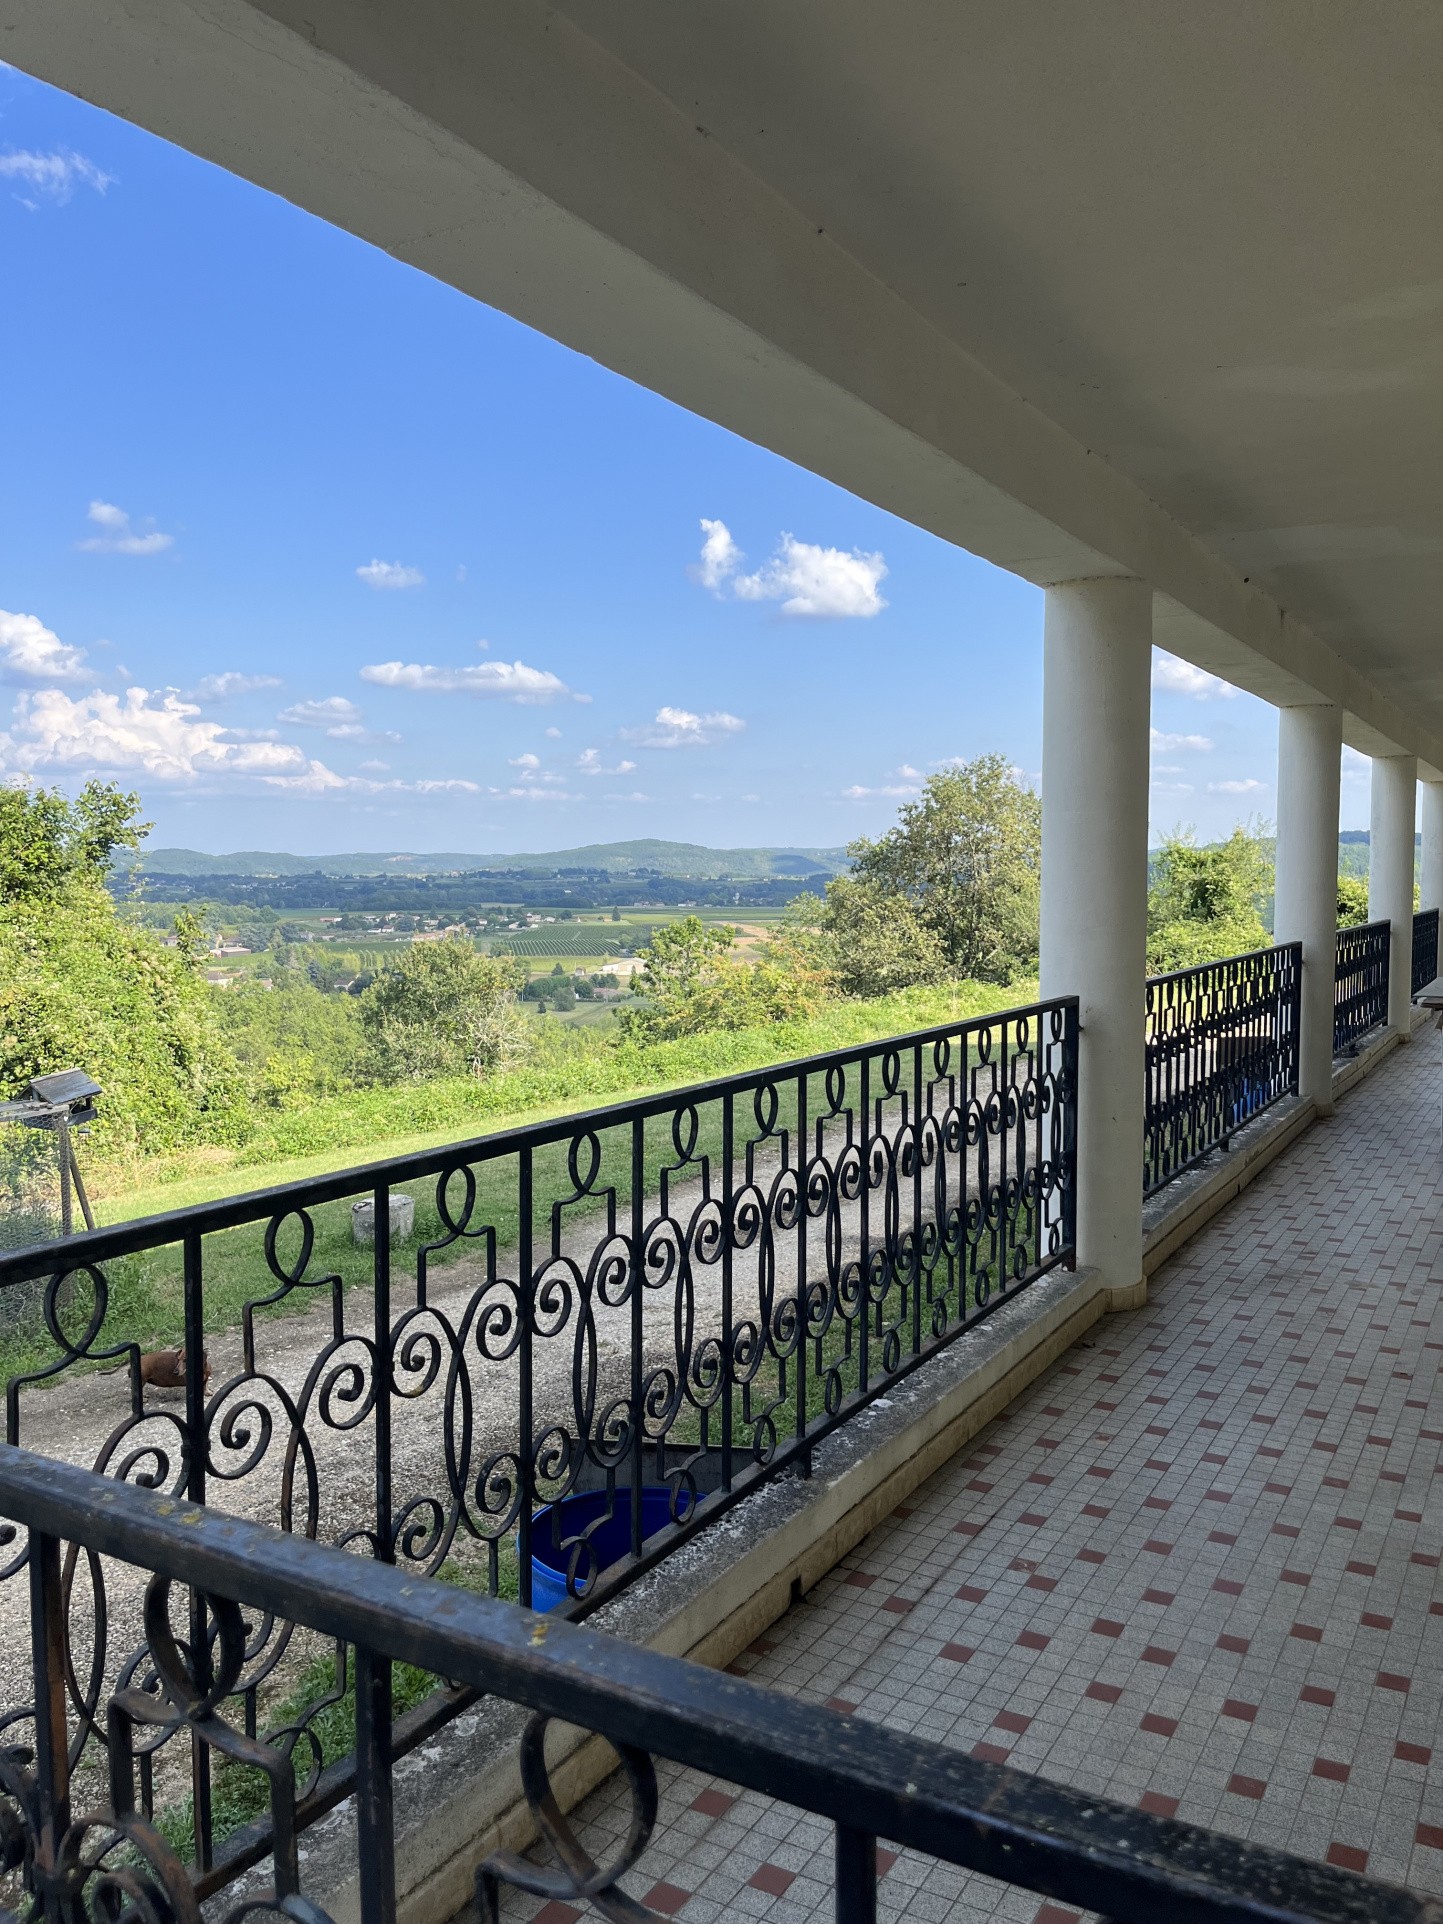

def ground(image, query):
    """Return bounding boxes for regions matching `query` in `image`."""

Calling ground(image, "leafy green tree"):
[358,939,529,1081]
[212,975,364,1109]
[0,778,150,903]
[1146,825,1272,973]
[622,917,834,1041]
[816,758,1041,994]
[1336,874,1370,928]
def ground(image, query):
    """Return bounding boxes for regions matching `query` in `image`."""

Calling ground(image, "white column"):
[1274,705,1342,1112]
[1040,576,1151,1307]
[1369,753,1418,1036]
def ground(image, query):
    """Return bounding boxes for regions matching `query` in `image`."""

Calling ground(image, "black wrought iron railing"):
[0,1001,1077,1894]
[1412,907,1439,997]
[1334,919,1390,1054]
[0,1447,1426,1924]
[1142,944,1301,1196]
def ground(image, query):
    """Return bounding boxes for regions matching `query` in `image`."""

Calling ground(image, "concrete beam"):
[5,0,1441,769]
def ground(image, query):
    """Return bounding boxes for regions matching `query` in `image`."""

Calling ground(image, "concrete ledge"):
[266,1262,1109,1924]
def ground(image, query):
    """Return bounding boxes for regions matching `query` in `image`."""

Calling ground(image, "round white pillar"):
[1420,781,1443,913]
[1369,753,1418,1036]
[1274,705,1342,1113]
[1040,576,1151,1307]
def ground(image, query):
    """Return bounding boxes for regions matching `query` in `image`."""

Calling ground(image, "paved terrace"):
[499,1022,1443,1924]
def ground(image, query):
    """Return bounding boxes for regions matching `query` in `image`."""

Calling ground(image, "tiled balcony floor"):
[501,1025,1443,1924]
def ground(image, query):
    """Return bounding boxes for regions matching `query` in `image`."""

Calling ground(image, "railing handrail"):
[0,994,1079,1283]
[1336,917,1391,945]
[1144,939,1301,995]
[0,1442,1421,1924]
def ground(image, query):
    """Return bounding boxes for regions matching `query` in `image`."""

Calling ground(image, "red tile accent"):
[1290,1623,1324,1643]
[1204,1489,1232,1503]
[1092,1618,1125,1638]
[827,1696,860,1714]
[1217,1634,1250,1654]
[954,1520,985,1536]
[1227,1775,1266,1800]
[1143,1539,1174,1556]
[881,1596,915,1615]
[1333,1516,1363,1531]
[1313,1758,1350,1783]
[1345,1561,1377,1577]
[644,1883,692,1916]
[1213,1578,1244,1596]
[939,1645,974,1664]
[1087,1466,1113,1479]
[1017,1630,1051,1651]
[1143,1496,1172,1511]
[1142,1588,1175,1606]
[1412,1552,1440,1569]
[965,1479,994,1493]
[1281,1570,1311,1586]
[1360,1612,1393,1630]
[1202,1452,1228,1466]
[1138,1792,1179,1817]
[1141,1645,1176,1667]
[875,1848,898,1877]
[1076,1548,1107,1565]
[1086,1682,1123,1703]
[1396,1741,1432,1765]
[1035,1907,1082,1924]
[1082,1503,1110,1518]
[1377,1671,1411,1693]
[845,1571,877,1589]
[1419,1824,1443,1852]
[956,1584,988,1603]
[995,1710,1032,1734]
[1020,1512,1051,1527]
[1026,1574,1057,1592]
[1208,1531,1238,1546]
[1144,1458,1172,1472]
[1300,1686,1335,1707]
[1222,1700,1257,1722]
[1272,1523,1300,1539]
[690,1788,736,1818]
[748,1865,795,1898]
[1325,1845,1368,1875]
[1263,1481,1292,1495]
[1140,1713,1177,1737]
[532,1905,582,1924]
[971,1741,1011,1763]
[1027,1474,1053,1487]
[1396,1508,1424,1523]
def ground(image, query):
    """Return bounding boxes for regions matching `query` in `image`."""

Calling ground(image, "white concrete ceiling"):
[6,0,1440,763]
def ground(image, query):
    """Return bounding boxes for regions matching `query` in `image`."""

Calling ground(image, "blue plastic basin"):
[526,1486,677,1613]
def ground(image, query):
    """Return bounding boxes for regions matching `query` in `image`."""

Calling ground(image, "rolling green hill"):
[113,840,850,881]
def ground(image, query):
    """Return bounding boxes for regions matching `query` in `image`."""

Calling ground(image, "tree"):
[621,917,834,1041]
[0,778,150,904]
[1337,875,1370,928]
[1146,825,1272,974]
[816,758,1041,994]
[358,938,529,1081]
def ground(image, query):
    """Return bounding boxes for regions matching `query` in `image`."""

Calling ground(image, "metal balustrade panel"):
[0,1000,1078,1891]
[1143,944,1302,1197]
[1334,920,1391,1054]
[1411,908,1439,998]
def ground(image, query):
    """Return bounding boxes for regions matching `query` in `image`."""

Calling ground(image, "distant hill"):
[113,840,850,882]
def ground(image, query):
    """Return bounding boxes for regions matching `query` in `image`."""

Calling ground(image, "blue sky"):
[0,62,1342,857]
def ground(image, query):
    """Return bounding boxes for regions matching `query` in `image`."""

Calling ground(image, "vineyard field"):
[491,925,656,958]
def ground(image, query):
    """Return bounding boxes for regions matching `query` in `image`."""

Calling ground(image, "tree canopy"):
[814,757,1041,994]
[358,939,529,1081]
[0,779,150,905]
[1146,825,1272,974]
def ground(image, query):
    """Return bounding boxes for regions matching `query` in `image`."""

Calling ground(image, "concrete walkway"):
[499,1024,1443,1923]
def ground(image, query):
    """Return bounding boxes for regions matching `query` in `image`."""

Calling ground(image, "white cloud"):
[356,559,425,591]
[1152,651,1237,700]
[1209,778,1267,795]
[545,726,562,739]
[484,785,581,803]
[0,686,308,782]
[696,520,888,618]
[76,500,174,557]
[0,610,89,682]
[361,652,579,704]
[576,748,638,776]
[193,671,282,700]
[895,763,922,779]
[277,694,401,744]
[360,759,391,773]
[0,148,113,207]
[695,518,743,591]
[1341,746,1371,782]
[604,791,652,803]
[843,782,922,800]
[620,706,745,750]
[509,752,541,769]
[1150,727,1214,753]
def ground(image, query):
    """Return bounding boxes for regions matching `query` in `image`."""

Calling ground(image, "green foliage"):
[211,975,364,1109]
[358,938,529,1081]
[620,917,833,1041]
[1146,825,1272,974]
[0,779,150,904]
[1336,874,1370,928]
[814,757,1041,994]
